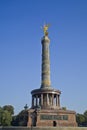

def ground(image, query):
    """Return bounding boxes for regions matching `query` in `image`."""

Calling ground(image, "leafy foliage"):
[76,111,87,127]
[0,104,28,126]
[76,113,85,126]
[11,105,28,126]
[62,107,67,110]
[3,105,14,115]
[12,110,28,126]
[0,106,13,126]
[1,110,12,126]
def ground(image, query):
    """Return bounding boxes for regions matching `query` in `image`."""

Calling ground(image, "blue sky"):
[0,0,87,114]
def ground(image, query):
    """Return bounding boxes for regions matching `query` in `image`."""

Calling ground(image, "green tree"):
[3,105,14,115]
[11,115,18,126]
[84,110,87,115]
[1,110,12,126]
[62,107,67,110]
[12,110,28,126]
[83,110,87,126]
[0,107,3,126]
[76,113,85,126]
[0,105,14,126]
[17,110,28,126]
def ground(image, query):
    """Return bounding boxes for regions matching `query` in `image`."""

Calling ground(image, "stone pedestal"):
[27,109,77,127]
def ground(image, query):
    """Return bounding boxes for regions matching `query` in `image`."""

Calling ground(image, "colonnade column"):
[58,95,60,107]
[52,94,54,105]
[32,93,60,108]
[41,94,43,106]
[56,95,58,106]
[36,95,38,106]
[47,93,49,105]
[32,96,34,108]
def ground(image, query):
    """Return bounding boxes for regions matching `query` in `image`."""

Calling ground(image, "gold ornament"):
[41,24,50,36]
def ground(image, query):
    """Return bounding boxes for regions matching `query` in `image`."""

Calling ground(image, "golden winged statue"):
[42,24,50,36]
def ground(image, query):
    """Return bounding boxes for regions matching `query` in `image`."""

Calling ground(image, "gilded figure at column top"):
[42,24,50,36]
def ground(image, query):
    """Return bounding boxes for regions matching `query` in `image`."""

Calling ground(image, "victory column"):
[27,25,77,127]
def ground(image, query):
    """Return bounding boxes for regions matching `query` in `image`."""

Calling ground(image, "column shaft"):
[32,96,34,107]
[47,93,49,105]
[58,95,60,107]
[41,94,43,106]
[36,95,38,106]
[41,36,51,88]
[56,95,58,106]
[52,94,54,105]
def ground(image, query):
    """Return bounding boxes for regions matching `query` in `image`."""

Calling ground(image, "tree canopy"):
[0,105,13,126]
[3,105,14,115]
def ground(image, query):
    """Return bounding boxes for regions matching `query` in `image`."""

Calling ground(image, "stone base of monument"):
[27,108,77,127]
